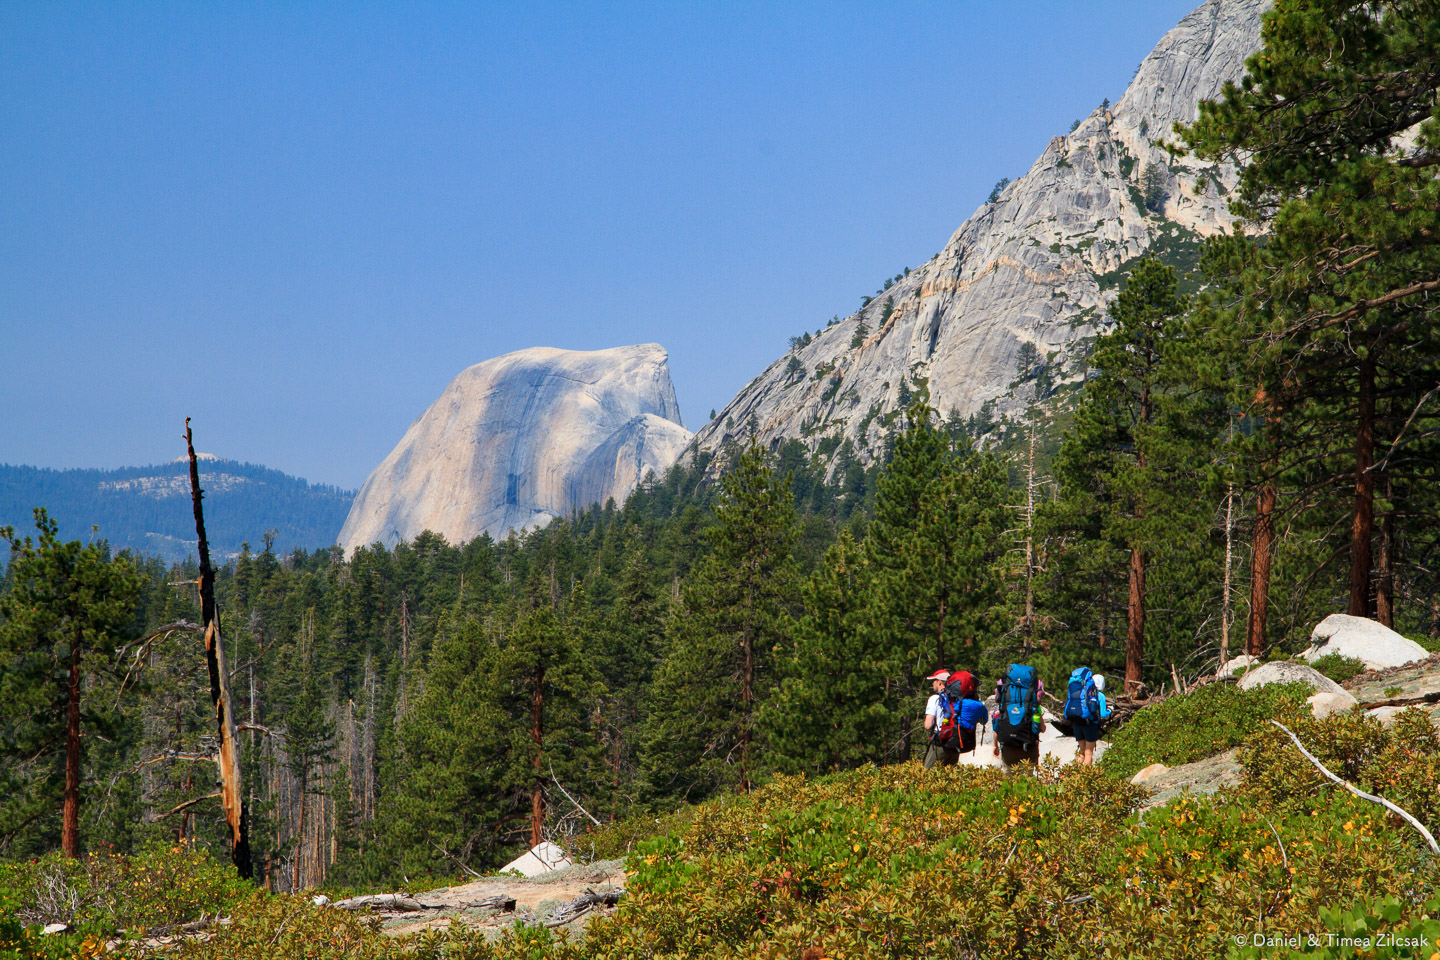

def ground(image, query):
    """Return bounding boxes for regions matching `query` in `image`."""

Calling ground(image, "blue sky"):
[1,1,1199,489]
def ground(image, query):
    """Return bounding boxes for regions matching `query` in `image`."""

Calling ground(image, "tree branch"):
[1271,721,1438,854]
[152,791,222,822]
[549,761,601,827]
[1301,277,1440,331]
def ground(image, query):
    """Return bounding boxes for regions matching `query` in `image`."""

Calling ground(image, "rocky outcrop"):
[338,345,690,551]
[569,414,693,514]
[692,0,1269,471]
[1306,691,1359,720]
[1236,662,1348,697]
[1302,614,1431,671]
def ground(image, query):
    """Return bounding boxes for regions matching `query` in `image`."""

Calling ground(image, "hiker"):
[922,669,959,768]
[992,664,1045,769]
[1062,667,1113,766]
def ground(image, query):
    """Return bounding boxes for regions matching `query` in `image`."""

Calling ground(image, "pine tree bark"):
[1220,484,1235,669]
[530,666,545,849]
[1247,481,1276,656]
[1348,355,1377,617]
[61,635,81,858]
[1248,383,1278,659]
[1376,475,1395,627]
[1126,544,1145,696]
[292,786,306,892]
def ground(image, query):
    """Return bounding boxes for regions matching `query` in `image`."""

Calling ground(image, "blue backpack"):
[1063,667,1100,722]
[994,664,1039,746]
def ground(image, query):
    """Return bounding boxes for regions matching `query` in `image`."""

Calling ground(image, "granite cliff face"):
[338,345,690,551]
[693,0,1269,467]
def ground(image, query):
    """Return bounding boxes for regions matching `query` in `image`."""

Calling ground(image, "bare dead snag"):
[1271,721,1438,854]
[185,419,253,879]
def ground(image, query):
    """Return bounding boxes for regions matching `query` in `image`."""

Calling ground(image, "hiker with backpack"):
[922,669,959,768]
[923,669,992,768]
[992,664,1045,769]
[1063,668,1113,765]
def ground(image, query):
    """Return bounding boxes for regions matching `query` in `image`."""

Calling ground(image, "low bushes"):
[1307,654,1368,685]
[1100,681,1310,780]
[557,756,1437,960]
[0,841,251,933]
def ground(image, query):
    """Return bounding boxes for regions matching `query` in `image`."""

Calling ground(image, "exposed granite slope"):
[692,0,1269,469]
[339,345,690,550]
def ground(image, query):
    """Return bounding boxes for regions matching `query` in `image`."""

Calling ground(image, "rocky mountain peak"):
[338,344,691,551]
[692,0,1269,471]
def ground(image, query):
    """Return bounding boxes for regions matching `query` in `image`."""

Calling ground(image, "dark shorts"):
[1072,720,1102,742]
[999,740,1037,768]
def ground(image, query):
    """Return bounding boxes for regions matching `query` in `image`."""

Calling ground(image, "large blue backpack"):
[994,664,1039,746]
[1063,667,1100,722]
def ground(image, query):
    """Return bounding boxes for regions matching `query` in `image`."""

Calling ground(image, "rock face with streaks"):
[693,0,1270,469]
[338,345,690,550]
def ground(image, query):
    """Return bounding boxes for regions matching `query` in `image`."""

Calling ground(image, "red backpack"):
[945,670,977,701]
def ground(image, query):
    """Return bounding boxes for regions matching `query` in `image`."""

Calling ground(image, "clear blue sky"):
[1,1,1199,489]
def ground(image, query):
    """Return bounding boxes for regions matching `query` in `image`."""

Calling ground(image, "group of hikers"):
[921,664,1112,770]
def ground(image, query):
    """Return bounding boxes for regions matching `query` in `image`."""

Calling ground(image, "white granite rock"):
[501,842,573,877]
[1236,662,1348,697]
[1131,762,1170,786]
[1221,654,1262,675]
[1307,691,1359,720]
[1367,705,1408,725]
[339,345,691,551]
[693,0,1270,474]
[1302,614,1430,671]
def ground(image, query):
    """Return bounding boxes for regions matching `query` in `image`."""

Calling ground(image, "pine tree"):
[762,531,895,772]
[640,443,799,800]
[863,404,1007,755]
[1182,0,1440,630]
[1047,258,1225,694]
[0,509,142,856]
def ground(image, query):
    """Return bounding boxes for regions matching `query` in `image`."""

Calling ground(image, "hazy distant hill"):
[0,457,354,564]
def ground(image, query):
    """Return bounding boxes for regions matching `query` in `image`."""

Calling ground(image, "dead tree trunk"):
[186,419,252,879]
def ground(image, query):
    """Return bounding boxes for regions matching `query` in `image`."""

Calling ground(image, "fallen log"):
[331,892,517,914]
[463,896,516,912]
[332,894,427,912]
[1358,690,1440,709]
[544,889,624,927]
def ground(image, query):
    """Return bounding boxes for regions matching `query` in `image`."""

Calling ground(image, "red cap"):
[925,669,951,682]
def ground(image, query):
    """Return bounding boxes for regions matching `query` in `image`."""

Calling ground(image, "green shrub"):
[1307,653,1367,685]
[0,841,252,940]
[522,761,1437,960]
[581,806,698,862]
[1232,894,1440,959]
[1241,707,1440,835]
[1101,681,1311,780]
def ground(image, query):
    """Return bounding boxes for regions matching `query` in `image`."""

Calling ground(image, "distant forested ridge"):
[0,458,354,563]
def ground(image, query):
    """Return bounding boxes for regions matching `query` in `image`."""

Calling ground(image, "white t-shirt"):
[925,694,944,723]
